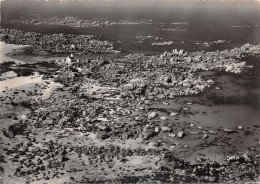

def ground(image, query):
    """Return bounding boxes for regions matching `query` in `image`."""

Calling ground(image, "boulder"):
[142,127,156,140]
[148,111,157,119]
[209,130,217,134]
[170,112,178,116]
[144,100,151,105]
[201,134,208,139]
[162,102,169,105]
[177,131,185,138]
[160,116,167,121]
[97,124,110,131]
[148,141,159,147]
[42,119,53,125]
[163,76,172,83]
[154,126,160,133]
[178,49,184,56]
[156,94,165,99]
[161,126,171,132]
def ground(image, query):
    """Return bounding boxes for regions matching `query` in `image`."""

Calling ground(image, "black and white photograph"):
[0,0,259,183]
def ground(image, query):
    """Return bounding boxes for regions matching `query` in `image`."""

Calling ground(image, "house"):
[65,54,74,65]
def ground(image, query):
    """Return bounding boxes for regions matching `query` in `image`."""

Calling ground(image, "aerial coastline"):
[0,1,260,183]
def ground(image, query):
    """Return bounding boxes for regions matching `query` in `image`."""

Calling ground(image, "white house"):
[66,54,74,65]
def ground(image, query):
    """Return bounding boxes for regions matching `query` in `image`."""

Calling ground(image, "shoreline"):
[1,41,126,64]
[0,42,28,64]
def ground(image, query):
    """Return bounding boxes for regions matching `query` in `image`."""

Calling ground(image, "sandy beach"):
[0,42,29,64]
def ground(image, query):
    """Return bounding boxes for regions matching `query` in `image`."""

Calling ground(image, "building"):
[65,54,74,65]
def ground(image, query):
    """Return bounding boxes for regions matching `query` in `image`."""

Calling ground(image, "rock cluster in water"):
[11,16,152,28]
[152,41,174,46]
[0,29,120,55]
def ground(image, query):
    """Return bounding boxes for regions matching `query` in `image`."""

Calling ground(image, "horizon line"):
[0,0,258,2]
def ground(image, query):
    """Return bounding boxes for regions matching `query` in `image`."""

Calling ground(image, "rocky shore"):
[11,16,152,28]
[152,41,174,46]
[0,29,120,56]
[0,42,259,183]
